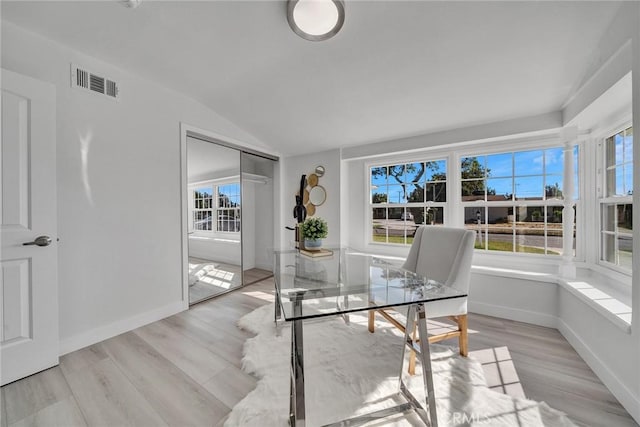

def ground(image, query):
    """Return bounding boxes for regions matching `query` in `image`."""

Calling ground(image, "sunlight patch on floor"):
[241,290,275,302]
[470,347,525,399]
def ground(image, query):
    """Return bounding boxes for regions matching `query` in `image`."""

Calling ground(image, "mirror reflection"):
[309,185,327,206]
[241,152,276,286]
[187,138,242,304]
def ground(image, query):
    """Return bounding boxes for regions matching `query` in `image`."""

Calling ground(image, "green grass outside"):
[372,235,414,244]
[475,240,560,255]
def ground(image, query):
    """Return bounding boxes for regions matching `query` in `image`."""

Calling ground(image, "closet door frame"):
[179,123,279,309]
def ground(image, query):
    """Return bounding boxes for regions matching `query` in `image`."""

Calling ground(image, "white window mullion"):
[449,151,461,226]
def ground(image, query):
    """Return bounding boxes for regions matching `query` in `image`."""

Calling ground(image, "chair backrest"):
[403,226,475,293]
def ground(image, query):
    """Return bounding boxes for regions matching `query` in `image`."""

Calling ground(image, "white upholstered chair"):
[368,226,475,373]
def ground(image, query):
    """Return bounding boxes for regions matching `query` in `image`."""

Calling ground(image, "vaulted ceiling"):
[1,1,623,155]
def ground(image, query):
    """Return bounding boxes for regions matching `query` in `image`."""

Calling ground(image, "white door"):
[1,69,58,385]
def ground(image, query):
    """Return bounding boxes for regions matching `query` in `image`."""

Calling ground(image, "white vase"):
[304,239,322,250]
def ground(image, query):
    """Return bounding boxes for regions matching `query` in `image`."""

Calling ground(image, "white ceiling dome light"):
[119,0,142,9]
[287,0,345,42]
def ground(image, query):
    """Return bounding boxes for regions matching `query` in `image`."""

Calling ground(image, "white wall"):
[188,237,241,266]
[468,273,559,328]
[1,21,269,353]
[339,4,640,420]
[341,112,562,160]
[564,3,640,419]
[280,149,342,248]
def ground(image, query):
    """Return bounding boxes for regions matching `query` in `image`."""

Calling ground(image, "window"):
[193,187,213,231]
[191,182,241,233]
[461,147,578,255]
[370,160,447,245]
[600,127,633,271]
[217,183,241,232]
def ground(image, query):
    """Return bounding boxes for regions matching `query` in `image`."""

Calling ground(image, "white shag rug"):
[226,304,576,427]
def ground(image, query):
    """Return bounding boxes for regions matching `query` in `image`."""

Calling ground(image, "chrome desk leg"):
[274,287,281,322]
[399,305,417,383]
[289,298,305,426]
[416,303,438,427]
[399,304,438,426]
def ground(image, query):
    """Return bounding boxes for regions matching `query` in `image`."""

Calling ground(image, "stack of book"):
[299,248,333,258]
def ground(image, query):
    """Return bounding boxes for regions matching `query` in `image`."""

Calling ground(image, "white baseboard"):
[557,319,640,424]
[254,262,273,272]
[469,301,558,328]
[59,300,186,356]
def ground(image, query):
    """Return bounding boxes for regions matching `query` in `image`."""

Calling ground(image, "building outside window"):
[370,160,447,245]
[461,147,578,256]
[600,126,633,271]
[191,182,241,233]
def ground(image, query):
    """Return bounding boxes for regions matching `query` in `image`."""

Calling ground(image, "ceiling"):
[187,137,240,181]
[1,1,623,156]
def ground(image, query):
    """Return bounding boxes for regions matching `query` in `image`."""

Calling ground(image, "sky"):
[194,183,241,205]
[369,145,609,203]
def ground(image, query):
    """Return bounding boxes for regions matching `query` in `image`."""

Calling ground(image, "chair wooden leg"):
[408,323,417,375]
[458,314,468,357]
[368,309,375,333]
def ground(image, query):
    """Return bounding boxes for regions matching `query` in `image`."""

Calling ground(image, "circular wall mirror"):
[315,165,325,177]
[309,185,327,206]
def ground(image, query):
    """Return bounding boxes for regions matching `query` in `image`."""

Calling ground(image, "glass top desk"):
[273,248,466,427]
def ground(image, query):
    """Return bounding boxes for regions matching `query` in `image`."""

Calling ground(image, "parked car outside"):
[401,212,414,221]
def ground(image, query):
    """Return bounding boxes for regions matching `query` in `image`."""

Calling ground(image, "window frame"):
[459,147,574,257]
[363,135,579,262]
[191,186,214,232]
[368,157,449,246]
[189,179,241,235]
[216,182,242,233]
[597,124,633,275]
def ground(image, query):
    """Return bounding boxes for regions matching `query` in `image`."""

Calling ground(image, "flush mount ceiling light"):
[287,0,345,42]
[119,0,142,9]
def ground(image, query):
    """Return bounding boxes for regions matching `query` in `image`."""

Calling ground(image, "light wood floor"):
[188,256,272,304]
[1,278,636,427]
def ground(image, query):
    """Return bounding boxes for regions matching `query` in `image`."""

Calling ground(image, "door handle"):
[23,236,52,247]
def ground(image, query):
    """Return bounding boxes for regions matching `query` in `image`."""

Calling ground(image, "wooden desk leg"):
[368,309,375,333]
[458,314,468,357]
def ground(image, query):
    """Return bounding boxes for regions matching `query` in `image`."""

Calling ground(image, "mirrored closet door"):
[241,152,275,286]
[186,134,277,305]
[187,137,243,304]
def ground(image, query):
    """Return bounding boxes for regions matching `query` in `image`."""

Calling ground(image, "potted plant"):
[301,217,328,250]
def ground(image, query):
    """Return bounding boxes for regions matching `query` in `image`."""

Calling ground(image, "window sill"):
[471,264,632,333]
[188,234,240,243]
